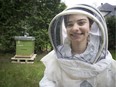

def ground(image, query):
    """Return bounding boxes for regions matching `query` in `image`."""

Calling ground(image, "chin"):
[71,39,82,43]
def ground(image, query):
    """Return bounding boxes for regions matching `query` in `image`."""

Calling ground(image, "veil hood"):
[48,4,108,64]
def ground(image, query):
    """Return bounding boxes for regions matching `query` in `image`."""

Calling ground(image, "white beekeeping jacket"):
[39,4,116,87]
[40,50,116,87]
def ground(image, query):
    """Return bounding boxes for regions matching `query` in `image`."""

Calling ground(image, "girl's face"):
[66,14,90,44]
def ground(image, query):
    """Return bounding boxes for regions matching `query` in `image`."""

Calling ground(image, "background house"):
[98,3,116,17]
[98,3,116,50]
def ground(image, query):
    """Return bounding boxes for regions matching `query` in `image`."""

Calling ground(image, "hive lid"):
[15,36,35,40]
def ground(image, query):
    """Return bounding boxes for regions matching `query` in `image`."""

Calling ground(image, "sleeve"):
[39,74,56,87]
[39,50,57,87]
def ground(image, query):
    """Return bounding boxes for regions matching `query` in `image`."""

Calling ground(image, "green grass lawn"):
[0,53,46,87]
[0,50,115,87]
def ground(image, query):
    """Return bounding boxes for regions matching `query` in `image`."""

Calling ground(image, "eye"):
[78,21,86,26]
[67,23,74,27]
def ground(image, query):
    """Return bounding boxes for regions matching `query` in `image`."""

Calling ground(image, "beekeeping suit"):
[39,4,116,87]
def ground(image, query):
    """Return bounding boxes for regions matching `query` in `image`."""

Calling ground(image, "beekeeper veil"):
[48,4,108,64]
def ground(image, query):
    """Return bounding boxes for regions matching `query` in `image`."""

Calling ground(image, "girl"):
[39,4,116,87]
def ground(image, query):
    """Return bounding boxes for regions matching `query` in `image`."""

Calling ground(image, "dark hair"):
[88,17,93,27]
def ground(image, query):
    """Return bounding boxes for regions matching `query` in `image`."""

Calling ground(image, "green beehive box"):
[15,36,35,57]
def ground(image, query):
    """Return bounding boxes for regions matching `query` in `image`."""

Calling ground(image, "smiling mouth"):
[70,33,83,37]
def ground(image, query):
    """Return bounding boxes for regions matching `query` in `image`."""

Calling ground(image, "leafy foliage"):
[106,16,116,50]
[0,0,66,53]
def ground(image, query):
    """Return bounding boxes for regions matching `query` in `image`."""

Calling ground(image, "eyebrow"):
[77,19,87,21]
[67,19,87,23]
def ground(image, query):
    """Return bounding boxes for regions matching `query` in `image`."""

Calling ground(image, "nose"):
[72,23,79,31]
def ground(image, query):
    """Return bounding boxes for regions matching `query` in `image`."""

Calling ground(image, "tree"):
[106,16,116,50]
[0,0,66,53]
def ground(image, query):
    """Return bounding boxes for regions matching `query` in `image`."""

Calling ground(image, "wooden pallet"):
[11,54,37,64]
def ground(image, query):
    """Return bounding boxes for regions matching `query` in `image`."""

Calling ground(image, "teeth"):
[71,33,82,36]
